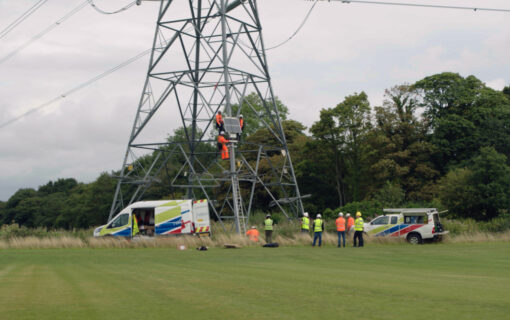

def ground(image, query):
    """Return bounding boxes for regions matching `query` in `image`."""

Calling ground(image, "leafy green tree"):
[369,85,439,201]
[335,92,373,201]
[307,92,372,206]
[309,108,347,206]
[414,73,510,170]
[503,86,510,101]
[439,147,510,220]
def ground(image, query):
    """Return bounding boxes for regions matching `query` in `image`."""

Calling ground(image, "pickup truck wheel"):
[407,233,422,245]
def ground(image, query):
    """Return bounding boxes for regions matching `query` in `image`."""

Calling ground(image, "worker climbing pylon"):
[217,131,229,160]
[216,111,224,133]
[237,114,244,140]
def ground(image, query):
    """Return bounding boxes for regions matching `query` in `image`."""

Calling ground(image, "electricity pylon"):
[109,0,304,234]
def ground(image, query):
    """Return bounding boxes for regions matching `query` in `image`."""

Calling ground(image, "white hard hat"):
[219,130,225,135]
[338,212,344,217]
[303,212,309,217]
[251,226,256,229]
[239,114,243,118]
[317,214,321,218]
[346,213,351,217]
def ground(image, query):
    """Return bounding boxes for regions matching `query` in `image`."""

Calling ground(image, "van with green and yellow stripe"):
[93,199,211,237]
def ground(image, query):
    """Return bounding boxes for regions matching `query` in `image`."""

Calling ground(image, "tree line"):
[1,72,510,229]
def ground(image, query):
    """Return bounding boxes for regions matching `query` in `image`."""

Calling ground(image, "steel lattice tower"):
[109,0,304,233]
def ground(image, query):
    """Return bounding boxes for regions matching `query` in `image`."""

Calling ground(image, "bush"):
[335,201,382,217]
[322,208,334,219]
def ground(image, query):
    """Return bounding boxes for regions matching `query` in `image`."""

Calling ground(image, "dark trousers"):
[337,231,346,247]
[313,232,322,246]
[301,229,309,234]
[353,231,364,247]
[265,230,272,243]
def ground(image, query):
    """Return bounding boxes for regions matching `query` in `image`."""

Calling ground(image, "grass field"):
[1,243,510,320]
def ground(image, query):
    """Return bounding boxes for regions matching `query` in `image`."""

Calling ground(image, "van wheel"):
[407,233,422,245]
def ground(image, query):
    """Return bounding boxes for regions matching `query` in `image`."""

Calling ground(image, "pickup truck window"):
[371,216,389,225]
[390,216,398,224]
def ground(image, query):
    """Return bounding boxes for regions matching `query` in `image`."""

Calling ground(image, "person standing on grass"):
[312,214,324,247]
[335,212,346,248]
[246,226,260,242]
[301,212,310,234]
[264,214,274,243]
[346,213,355,234]
[353,211,364,247]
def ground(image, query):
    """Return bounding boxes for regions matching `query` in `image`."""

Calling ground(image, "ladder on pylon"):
[231,175,246,235]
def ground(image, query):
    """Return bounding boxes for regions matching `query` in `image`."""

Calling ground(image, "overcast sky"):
[1,0,509,201]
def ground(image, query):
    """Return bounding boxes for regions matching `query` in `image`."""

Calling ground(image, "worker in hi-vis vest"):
[336,212,346,248]
[353,211,364,247]
[217,131,229,160]
[301,212,310,233]
[237,114,244,140]
[264,214,274,243]
[133,215,139,237]
[246,226,260,242]
[346,213,355,234]
[215,111,224,132]
[312,214,324,247]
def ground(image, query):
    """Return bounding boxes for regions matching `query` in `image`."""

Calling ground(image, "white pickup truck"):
[364,208,449,244]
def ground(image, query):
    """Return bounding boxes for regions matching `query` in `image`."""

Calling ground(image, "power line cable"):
[86,0,137,15]
[265,0,319,51]
[263,0,510,52]
[0,19,213,129]
[0,48,151,129]
[0,0,49,40]
[0,1,89,65]
[324,0,510,13]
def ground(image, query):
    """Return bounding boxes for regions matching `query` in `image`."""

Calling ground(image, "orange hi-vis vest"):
[240,118,244,130]
[335,217,346,232]
[216,113,223,125]
[246,229,259,242]
[218,135,228,145]
[347,217,355,230]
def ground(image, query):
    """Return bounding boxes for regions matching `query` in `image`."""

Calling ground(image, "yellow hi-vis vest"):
[132,215,139,236]
[314,219,323,232]
[354,217,364,231]
[264,218,273,231]
[301,217,310,230]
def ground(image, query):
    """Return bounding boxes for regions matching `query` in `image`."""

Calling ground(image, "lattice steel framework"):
[109,0,304,233]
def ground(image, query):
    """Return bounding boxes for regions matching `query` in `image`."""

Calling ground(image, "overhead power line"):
[264,0,510,52]
[0,1,89,65]
[0,0,49,40]
[324,0,510,13]
[0,48,151,129]
[86,0,137,15]
[265,0,319,51]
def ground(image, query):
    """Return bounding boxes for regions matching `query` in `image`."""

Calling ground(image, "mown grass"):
[0,243,509,320]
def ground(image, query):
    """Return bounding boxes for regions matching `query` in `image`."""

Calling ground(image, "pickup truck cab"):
[364,208,448,244]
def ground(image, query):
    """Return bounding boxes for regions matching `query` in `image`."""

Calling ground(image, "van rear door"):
[193,200,211,235]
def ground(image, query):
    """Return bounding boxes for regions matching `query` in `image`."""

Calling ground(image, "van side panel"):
[155,200,192,235]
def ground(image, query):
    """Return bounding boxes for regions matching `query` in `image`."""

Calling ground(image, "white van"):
[364,208,448,244]
[93,199,211,237]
